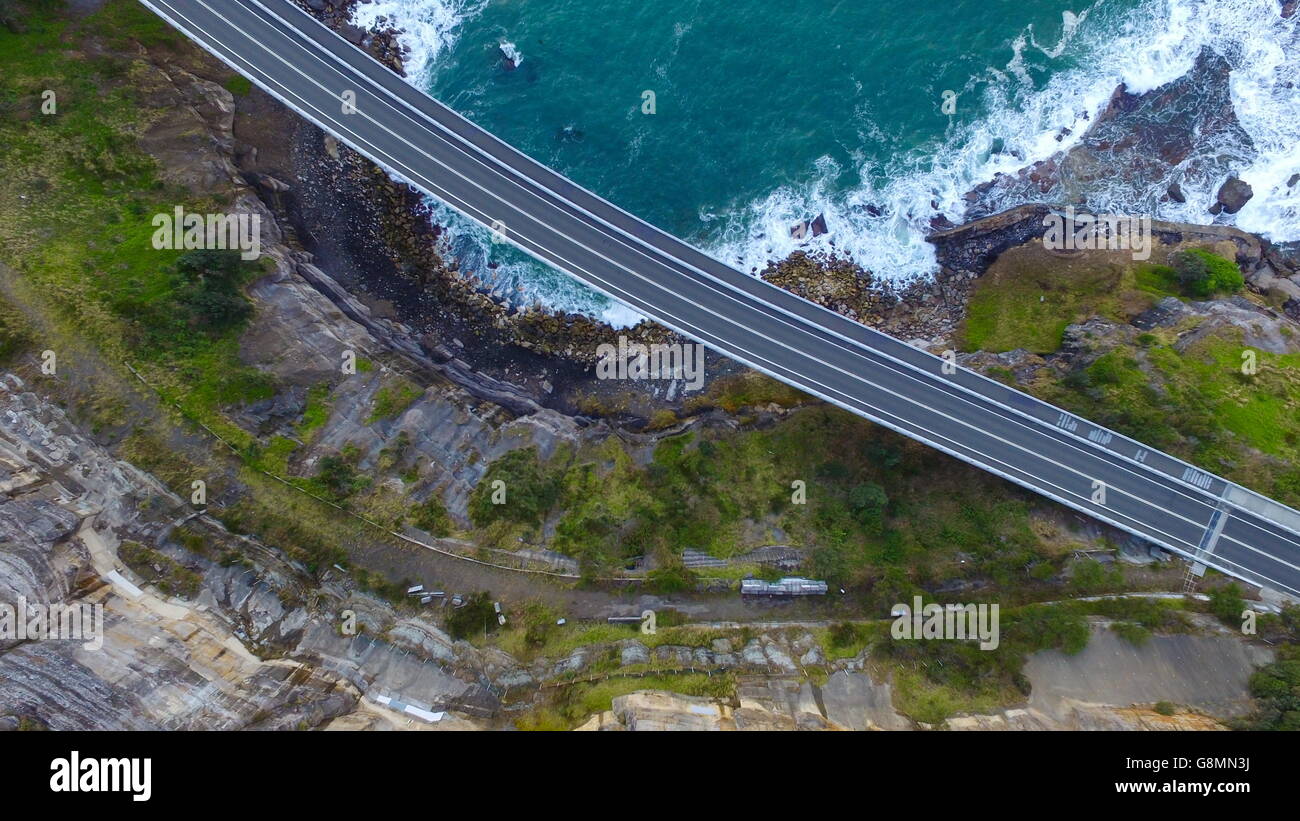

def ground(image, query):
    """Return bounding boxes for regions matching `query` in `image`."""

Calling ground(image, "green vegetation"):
[516,672,733,730]
[444,592,498,641]
[822,621,874,660]
[366,379,422,424]
[1041,335,1300,506]
[124,249,261,344]
[959,244,1242,354]
[468,446,560,528]
[408,493,452,537]
[1111,621,1151,646]
[685,370,808,413]
[1069,558,1125,595]
[1208,583,1247,628]
[296,384,332,438]
[874,597,1191,723]
[222,75,252,97]
[1238,605,1300,730]
[880,604,1090,723]
[959,243,1180,353]
[960,239,1300,507]
[0,3,272,439]
[312,445,371,502]
[463,407,1128,600]
[1167,248,1245,297]
[645,563,699,593]
[118,540,202,598]
[0,296,33,363]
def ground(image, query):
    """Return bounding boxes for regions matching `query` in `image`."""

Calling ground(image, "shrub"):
[1170,249,1244,297]
[1241,660,1300,730]
[1208,583,1246,627]
[848,482,888,530]
[1112,621,1151,646]
[828,621,862,649]
[445,592,497,641]
[172,249,257,335]
[314,448,368,500]
[468,447,559,527]
[409,494,451,537]
[646,564,698,594]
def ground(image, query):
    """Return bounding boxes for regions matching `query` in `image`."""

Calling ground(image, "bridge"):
[141,0,1300,600]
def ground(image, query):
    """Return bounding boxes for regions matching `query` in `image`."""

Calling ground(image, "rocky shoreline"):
[288,0,1298,384]
[3,0,1296,733]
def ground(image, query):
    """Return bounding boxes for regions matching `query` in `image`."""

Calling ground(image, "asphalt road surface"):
[141,0,1300,599]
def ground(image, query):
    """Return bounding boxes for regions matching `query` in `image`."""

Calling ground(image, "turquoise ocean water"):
[352,0,1300,325]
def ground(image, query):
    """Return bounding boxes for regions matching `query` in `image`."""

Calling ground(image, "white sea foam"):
[498,41,522,67]
[357,0,1299,322]
[351,0,488,86]
[711,0,1300,285]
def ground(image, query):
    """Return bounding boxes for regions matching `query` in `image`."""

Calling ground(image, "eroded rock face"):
[0,381,359,729]
[0,380,521,729]
[963,49,1254,219]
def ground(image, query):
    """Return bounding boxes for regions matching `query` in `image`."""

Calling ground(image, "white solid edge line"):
[243,0,1267,513]
[166,0,1228,544]
[137,0,1300,598]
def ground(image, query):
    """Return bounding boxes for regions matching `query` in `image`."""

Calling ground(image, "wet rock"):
[963,49,1251,220]
[1211,177,1254,215]
[1166,182,1186,203]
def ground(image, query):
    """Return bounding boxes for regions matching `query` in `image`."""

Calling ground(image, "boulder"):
[1211,177,1253,215]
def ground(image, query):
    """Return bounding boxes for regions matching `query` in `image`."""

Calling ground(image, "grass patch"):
[0,2,273,435]
[959,244,1174,353]
[516,673,734,730]
[222,75,252,97]
[118,540,202,599]
[365,378,422,424]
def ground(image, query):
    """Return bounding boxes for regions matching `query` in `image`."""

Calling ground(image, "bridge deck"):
[141,0,1300,599]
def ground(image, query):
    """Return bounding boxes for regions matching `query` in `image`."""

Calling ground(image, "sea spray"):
[351,0,1298,324]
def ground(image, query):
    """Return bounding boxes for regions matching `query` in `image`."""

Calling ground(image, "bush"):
[1208,583,1246,627]
[0,299,31,362]
[172,249,257,335]
[1242,660,1300,730]
[646,564,698,594]
[828,621,862,649]
[1170,249,1243,298]
[520,602,560,647]
[1112,621,1151,646]
[848,482,888,528]
[445,592,498,641]
[315,453,362,500]
[409,494,451,537]
[468,447,559,527]
[1154,701,1177,716]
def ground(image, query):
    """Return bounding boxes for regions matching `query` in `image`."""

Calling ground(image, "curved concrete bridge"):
[141,0,1300,599]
